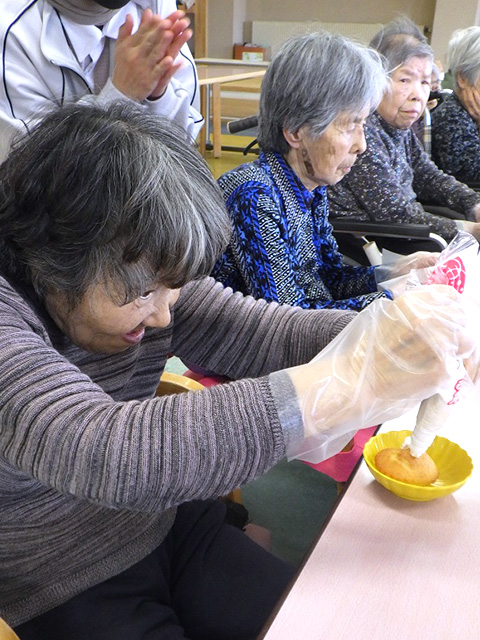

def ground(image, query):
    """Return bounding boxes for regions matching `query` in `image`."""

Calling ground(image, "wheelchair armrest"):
[226,115,259,134]
[330,219,433,239]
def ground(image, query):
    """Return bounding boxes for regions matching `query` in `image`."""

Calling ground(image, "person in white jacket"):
[0,0,204,160]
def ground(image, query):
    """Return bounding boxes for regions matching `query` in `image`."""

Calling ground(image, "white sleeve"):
[145,0,204,140]
[94,71,204,142]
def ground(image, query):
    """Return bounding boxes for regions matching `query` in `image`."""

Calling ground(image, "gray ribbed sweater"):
[0,274,354,626]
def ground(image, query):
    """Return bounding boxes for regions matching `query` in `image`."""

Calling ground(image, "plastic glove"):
[285,285,477,463]
[375,250,438,289]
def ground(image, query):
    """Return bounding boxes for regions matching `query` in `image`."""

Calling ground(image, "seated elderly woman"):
[432,27,480,184]
[328,17,480,245]
[1,101,475,640]
[212,31,435,312]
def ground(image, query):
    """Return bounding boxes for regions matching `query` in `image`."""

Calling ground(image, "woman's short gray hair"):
[258,30,387,154]
[0,102,231,308]
[370,16,433,73]
[448,26,480,89]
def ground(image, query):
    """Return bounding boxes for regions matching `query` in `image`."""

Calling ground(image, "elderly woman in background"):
[432,27,480,184]
[2,101,472,639]
[212,31,435,312]
[328,17,480,244]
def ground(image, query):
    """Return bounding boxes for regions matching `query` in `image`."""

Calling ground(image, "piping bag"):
[383,232,480,457]
[287,232,480,466]
[406,393,461,457]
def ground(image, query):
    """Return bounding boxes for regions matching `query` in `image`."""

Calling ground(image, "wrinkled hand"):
[387,250,439,277]
[470,204,480,223]
[459,219,480,238]
[460,85,480,123]
[287,285,476,438]
[374,251,439,294]
[113,9,192,101]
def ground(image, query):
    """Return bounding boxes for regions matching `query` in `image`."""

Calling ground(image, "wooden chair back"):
[0,618,20,640]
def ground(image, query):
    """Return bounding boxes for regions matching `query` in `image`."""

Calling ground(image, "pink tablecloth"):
[303,426,378,482]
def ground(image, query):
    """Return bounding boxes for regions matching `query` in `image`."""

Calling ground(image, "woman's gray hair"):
[0,102,231,309]
[448,26,480,89]
[370,16,433,74]
[257,30,387,154]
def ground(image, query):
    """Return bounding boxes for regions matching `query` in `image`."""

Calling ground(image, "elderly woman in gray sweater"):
[0,102,475,640]
[328,17,480,243]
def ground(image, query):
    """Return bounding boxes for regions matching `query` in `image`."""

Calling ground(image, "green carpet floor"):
[241,459,338,567]
[164,357,339,568]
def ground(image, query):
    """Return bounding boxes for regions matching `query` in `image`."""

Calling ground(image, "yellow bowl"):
[363,430,473,501]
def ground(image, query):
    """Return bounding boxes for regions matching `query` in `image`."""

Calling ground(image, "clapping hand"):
[114,9,192,101]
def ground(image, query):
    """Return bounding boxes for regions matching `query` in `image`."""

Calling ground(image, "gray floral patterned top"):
[328,112,480,242]
[431,92,480,184]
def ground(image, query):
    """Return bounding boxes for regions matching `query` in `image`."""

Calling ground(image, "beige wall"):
[207,1,239,58]
[243,0,435,26]
[431,0,480,66]
[207,0,247,58]
[206,0,480,66]
[206,0,436,58]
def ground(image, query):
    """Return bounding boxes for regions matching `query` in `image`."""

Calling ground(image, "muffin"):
[375,447,439,485]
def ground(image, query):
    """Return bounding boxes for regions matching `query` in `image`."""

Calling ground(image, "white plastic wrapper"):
[286,233,480,464]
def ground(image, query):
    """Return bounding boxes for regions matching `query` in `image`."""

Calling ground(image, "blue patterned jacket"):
[212,151,388,311]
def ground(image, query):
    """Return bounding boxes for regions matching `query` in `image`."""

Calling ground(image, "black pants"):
[16,500,294,640]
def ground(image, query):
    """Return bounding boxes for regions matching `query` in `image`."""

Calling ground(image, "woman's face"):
[284,109,369,190]
[377,56,432,129]
[46,282,180,353]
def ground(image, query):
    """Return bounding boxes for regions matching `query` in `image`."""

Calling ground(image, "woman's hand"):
[386,250,439,276]
[113,10,192,101]
[459,85,480,123]
[286,285,476,438]
[458,219,480,238]
[373,251,439,298]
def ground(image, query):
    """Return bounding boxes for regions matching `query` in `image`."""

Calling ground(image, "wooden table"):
[195,58,268,157]
[260,398,480,640]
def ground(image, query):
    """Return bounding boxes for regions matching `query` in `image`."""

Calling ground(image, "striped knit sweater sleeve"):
[0,274,355,625]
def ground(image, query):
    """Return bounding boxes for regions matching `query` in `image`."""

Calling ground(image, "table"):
[195,58,268,157]
[260,397,480,640]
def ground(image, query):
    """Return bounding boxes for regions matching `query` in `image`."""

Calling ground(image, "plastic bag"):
[375,249,437,298]
[406,232,480,456]
[286,233,480,464]
[381,232,480,456]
